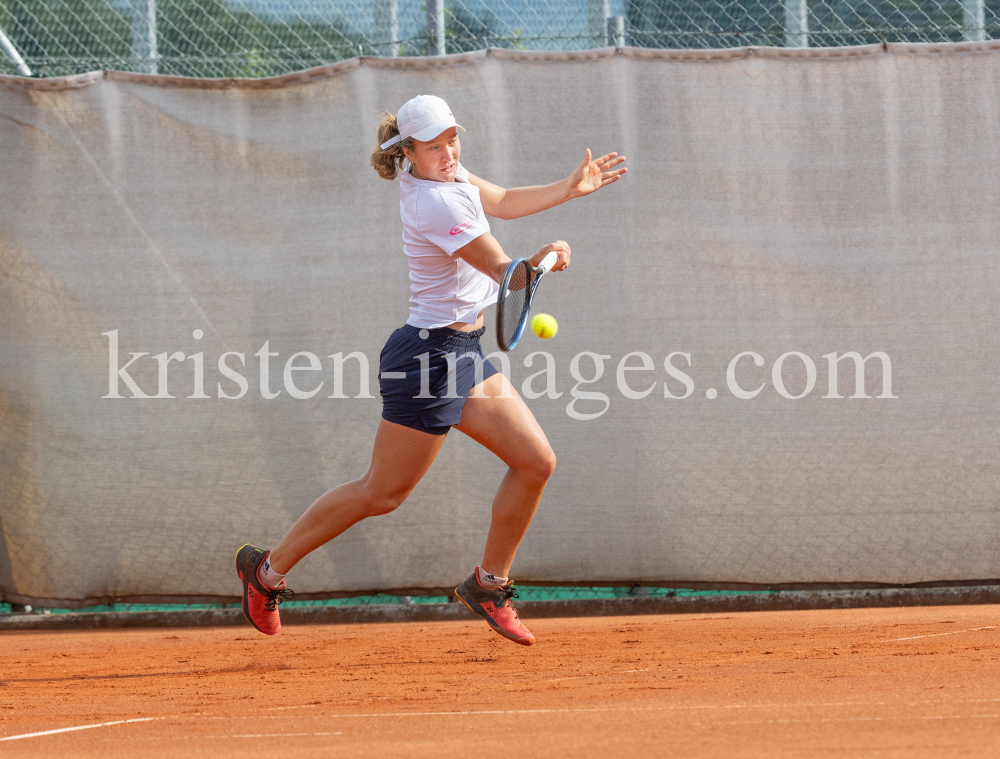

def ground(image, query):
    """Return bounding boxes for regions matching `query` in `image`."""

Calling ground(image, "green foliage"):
[445,4,522,52]
[154,0,367,77]
[2,0,130,75]
[0,0,369,78]
[1,0,993,78]
[625,0,981,48]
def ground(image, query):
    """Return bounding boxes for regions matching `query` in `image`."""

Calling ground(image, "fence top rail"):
[4,39,1000,91]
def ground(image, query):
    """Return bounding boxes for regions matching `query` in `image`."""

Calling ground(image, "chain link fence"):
[0,0,997,78]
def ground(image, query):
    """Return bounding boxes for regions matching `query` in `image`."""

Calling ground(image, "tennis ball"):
[531,313,558,339]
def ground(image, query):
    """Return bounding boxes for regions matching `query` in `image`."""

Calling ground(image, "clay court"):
[1,604,998,758]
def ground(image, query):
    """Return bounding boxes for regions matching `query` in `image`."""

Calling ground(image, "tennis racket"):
[495,250,559,352]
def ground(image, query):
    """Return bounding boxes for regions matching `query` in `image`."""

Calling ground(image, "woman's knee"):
[518,445,556,484]
[360,484,410,517]
[540,447,557,480]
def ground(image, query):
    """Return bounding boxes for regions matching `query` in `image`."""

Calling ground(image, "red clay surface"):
[1,605,998,758]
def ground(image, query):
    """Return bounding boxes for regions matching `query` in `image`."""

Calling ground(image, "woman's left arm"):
[468,150,627,220]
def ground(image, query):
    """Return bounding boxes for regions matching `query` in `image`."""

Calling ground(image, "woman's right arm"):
[468,150,627,220]
[456,234,571,282]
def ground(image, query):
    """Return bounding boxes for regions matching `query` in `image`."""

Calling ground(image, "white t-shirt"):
[399,162,499,328]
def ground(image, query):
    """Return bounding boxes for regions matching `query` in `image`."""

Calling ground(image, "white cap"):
[380,95,466,150]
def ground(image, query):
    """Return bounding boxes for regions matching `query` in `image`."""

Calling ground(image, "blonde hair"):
[370,110,415,180]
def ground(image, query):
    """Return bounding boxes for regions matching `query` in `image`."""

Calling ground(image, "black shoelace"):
[265,586,294,611]
[500,584,520,613]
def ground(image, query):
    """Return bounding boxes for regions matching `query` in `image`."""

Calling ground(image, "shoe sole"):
[454,585,534,646]
[235,543,275,636]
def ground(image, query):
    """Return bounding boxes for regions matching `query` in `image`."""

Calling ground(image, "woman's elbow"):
[486,204,514,221]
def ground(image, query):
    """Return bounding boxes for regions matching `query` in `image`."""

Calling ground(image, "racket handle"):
[537,250,559,273]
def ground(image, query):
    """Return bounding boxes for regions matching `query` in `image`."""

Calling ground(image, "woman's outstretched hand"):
[567,149,627,198]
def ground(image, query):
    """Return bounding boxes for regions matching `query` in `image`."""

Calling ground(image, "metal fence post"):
[426,0,445,56]
[962,0,985,41]
[131,0,158,74]
[588,0,610,47]
[373,0,398,56]
[607,16,625,48]
[784,0,809,48]
[0,24,32,76]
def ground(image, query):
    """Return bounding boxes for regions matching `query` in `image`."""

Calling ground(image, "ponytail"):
[370,110,413,180]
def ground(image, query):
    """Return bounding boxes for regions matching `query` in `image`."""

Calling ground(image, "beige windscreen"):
[1,43,999,606]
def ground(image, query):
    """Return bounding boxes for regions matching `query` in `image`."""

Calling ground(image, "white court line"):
[221,706,1000,726]
[0,718,160,742]
[223,702,872,720]
[263,704,319,711]
[887,626,994,642]
[236,713,1000,735]
[15,700,984,743]
[245,696,1000,720]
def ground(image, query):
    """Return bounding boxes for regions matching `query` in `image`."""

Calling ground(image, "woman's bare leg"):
[453,372,556,578]
[267,419,448,575]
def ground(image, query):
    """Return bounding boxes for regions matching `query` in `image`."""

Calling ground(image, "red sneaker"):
[235,544,293,636]
[455,569,535,646]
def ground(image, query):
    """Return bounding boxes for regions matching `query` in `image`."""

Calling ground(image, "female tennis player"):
[237,95,626,646]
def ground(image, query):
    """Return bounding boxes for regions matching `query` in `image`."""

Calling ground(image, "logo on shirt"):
[450,220,475,236]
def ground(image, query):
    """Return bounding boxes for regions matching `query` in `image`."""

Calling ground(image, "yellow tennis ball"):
[531,313,558,339]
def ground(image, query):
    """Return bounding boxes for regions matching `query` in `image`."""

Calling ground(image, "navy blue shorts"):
[379,324,500,435]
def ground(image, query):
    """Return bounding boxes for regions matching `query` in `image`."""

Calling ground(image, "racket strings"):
[499,262,532,350]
